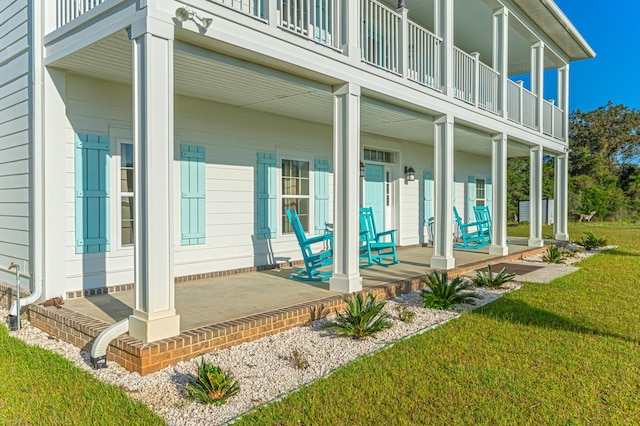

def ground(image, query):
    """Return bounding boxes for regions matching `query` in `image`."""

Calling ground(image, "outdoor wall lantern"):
[404,166,415,182]
[360,162,365,178]
[175,7,213,29]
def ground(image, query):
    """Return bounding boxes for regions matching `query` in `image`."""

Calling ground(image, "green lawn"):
[0,328,164,425]
[236,222,640,425]
[1,222,638,425]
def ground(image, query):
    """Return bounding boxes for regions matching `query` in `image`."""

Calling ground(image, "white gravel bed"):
[517,244,616,265]
[1,247,607,425]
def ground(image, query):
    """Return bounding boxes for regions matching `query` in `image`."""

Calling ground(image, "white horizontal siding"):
[0,0,31,277]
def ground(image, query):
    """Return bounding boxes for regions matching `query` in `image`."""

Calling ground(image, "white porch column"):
[558,64,570,141]
[528,146,544,247]
[128,21,180,342]
[435,0,454,96]
[493,8,508,118]
[330,83,362,293]
[430,114,455,269]
[342,0,361,60]
[554,152,569,241]
[490,134,508,256]
[531,41,544,131]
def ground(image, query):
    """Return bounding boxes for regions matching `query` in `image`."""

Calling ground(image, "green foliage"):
[322,293,392,339]
[395,305,415,323]
[542,244,567,264]
[473,265,516,288]
[420,272,479,310]
[578,231,608,250]
[186,357,240,405]
[290,349,309,370]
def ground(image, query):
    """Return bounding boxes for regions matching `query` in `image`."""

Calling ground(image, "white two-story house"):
[0,0,593,343]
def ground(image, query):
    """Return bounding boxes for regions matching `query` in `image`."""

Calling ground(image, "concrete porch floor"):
[65,238,538,332]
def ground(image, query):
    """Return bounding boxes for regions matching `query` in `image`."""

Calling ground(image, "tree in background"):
[568,102,640,220]
[507,102,640,221]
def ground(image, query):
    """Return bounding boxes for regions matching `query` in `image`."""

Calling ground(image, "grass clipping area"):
[237,223,640,425]
[0,327,164,425]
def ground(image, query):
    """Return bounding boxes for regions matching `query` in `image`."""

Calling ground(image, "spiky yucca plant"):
[473,265,516,288]
[420,272,479,310]
[322,293,392,339]
[542,244,566,264]
[186,357,240,405]
[578,231,607,250]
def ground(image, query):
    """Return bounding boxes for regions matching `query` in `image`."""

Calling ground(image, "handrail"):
[506,79,521,123]
[280,0,341,49]
[453,47,476,104]
[522,86,537,130]
[553,104,564,140]
[478,62,499,114]
[542,99,554,136]
[407,20,441,90]
[361,0,401,74]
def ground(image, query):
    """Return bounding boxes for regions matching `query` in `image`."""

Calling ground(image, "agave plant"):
[420,272,479,310]
[473,265,516,289]
[542,244,566,264]
[578,231,607,250]
[186,357,240,405]
[322,293,392,339]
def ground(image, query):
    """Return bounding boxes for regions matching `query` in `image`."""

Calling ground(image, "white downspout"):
[10,0,45,319]
[90,318,130,369]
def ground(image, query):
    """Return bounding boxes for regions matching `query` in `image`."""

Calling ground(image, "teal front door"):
[364,164,385,231]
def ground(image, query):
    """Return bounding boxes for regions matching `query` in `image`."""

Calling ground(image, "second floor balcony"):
[51,0,569,141]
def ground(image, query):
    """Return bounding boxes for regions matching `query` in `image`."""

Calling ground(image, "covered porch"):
[23,239,549,375]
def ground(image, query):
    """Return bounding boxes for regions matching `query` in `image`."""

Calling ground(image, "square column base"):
[129,313,181,343]
[527,238,544,247]
[330,274,362,293]
[489,245,509,256]
[430,256,455,270]
[554,233,569,241]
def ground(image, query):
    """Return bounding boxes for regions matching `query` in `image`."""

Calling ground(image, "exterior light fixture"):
[360,162,365,178]
[404,166,415,182]
[175,7,213,29]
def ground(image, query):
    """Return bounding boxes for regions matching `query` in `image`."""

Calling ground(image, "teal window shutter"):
[75,133,110,254]
[467,175,476,222]
[314,159,330,235]
[180,145,206,245]
[423,170,433,226]
[257,152,277,239]
[486,177,493,217]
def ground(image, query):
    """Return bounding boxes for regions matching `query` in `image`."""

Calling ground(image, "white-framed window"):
[475,178,486,206]
[281,158,310,234]
[119,142,134,246]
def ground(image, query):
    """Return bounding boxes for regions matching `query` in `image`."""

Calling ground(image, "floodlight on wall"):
[404,166,415,182]
[175,7,212,29]
[360,162,365,178]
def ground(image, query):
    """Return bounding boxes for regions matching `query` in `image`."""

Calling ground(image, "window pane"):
[121,144,134,192]
[476,179,485,199]
[121,196,134,245]
[121,169,134,193]
[282,198,309,233]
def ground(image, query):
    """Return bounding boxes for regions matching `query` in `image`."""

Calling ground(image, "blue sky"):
[553,0,640,112]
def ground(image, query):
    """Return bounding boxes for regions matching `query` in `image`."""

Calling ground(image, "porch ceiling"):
[50,31,500,157]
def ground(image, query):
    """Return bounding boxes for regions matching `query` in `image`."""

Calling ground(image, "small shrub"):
[186,357,240,405]
[395,305,415,323]
[578,232,607,250]
[420,272,479,310]
[542,244,567,264]
[322,293,392,339]
[473,265,516,288]
[290,349,309,370]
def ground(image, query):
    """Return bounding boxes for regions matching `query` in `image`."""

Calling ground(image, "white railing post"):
[558,64,570,141]
[493,8,508,118]
[472,51,480,107]
[344,0,360,59]
[531,41,544,131]
[267,0,279,28]
[396,5,409,79]
[435,0,453,96]
[518,80,524,125]
[549,99,555,138]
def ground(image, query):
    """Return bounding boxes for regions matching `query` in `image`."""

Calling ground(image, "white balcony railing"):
[506,79,521,123]
[453,47,476,104]
[218,0,264,19]
[522,87,537,130]
[407,21,441,90]
[361,0,400,74]
[478,62,499,114]
[280,0,341,49]
[56,0,105,28]
[542,99,554,136]
[553,104,564,140]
